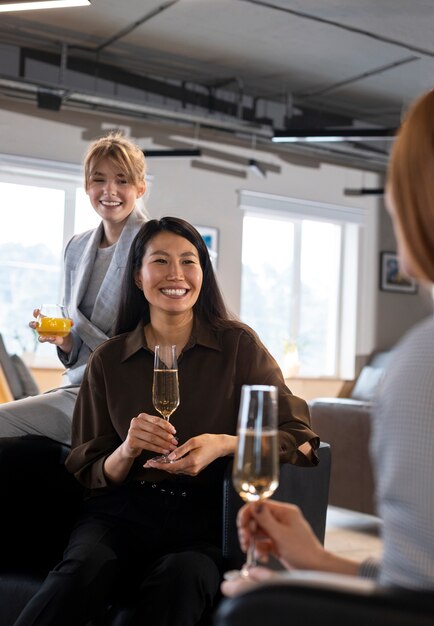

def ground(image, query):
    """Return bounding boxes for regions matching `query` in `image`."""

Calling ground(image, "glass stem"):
[241,537,256,576]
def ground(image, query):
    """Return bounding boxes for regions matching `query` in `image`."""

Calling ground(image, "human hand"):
[124,412,178,459]
[221,565,278,597]
[29,308,74,352]
[28,309,41,333]
[144,433,227,475]
[236,500,326,571]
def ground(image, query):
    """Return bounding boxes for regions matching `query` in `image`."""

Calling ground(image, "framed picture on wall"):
[195,225,219,268]
[380,251,418,294]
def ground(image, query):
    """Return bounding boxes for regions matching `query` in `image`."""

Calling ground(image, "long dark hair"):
[115,217,231,334]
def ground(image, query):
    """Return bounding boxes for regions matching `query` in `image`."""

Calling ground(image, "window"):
[0,154,83,364]
[239,190,372,380]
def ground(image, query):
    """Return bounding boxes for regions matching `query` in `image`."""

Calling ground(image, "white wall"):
[147,150,379,315]
[1,97,430,359]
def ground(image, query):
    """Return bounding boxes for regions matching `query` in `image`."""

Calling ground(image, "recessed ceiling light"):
[0,0,90,12]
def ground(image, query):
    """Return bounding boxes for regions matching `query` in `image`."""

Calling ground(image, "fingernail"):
[167,452,176,461]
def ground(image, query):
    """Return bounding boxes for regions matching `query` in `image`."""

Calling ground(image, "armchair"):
[0,333,40,403]
[0,436,330,625]
[309,351,391,515]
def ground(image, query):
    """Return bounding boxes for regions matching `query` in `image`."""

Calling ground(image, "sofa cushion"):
[350,365,384,402]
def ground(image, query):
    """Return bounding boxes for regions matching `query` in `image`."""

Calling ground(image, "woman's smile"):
[161,288,189,297]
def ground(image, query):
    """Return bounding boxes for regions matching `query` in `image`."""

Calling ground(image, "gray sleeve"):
[56,327,83,367]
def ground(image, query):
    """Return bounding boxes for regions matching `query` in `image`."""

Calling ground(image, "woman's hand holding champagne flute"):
[226,384,280,579]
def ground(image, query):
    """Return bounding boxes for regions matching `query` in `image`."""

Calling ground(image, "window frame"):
[0,153,83,366]
[239,190,377,380]
[0,152,83,268]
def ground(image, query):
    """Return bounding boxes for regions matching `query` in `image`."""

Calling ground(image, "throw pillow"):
[350,365,384,402]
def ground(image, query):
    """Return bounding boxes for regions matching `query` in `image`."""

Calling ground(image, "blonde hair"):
[83,131,146,191]
[387,88,434,281]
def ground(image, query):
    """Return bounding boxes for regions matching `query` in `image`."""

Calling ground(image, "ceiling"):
[0,0,433,171]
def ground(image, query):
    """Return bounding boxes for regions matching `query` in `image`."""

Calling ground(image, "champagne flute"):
[230,384,279,578]
[150,344,180,464]
[36,304,72,338]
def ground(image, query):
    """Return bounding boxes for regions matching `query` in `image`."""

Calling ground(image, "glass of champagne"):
[150,344,180,464]
[36,304,72,338]
[231,384,279,578]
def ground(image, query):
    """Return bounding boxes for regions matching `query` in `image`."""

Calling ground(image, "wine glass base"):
[149,454,173,464]
[223,568,252,581]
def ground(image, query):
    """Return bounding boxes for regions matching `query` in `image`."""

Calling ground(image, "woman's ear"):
[137,181,146,198]
[134,271,142,291]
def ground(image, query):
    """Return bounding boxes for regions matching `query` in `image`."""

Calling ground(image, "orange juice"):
[36,316,72,338]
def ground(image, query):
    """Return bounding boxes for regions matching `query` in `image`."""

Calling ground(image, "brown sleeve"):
[65,350,121,489]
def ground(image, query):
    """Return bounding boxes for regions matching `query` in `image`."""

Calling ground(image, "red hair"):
[387,88,434,281]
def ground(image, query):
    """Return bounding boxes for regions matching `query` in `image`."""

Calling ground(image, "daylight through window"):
[239,190,365,379]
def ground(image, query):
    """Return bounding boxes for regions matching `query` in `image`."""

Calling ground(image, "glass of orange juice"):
[36,304,72,338]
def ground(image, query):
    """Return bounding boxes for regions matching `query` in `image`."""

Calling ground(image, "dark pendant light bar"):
[344,188,385,196]
[143,149,202,158]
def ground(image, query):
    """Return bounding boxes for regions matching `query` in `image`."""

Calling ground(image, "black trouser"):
[14,481,223,626]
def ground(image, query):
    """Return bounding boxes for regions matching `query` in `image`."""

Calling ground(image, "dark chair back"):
[222,442,331,570]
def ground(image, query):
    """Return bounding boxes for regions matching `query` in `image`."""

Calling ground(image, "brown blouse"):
[65,318,319,492]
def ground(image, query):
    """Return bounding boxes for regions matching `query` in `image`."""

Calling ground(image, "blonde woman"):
[0,132,147,445]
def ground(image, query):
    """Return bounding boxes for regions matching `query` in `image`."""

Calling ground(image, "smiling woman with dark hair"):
[14,216,319,626]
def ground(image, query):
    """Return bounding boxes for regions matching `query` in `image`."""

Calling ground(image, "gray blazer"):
[58,208,147,385]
